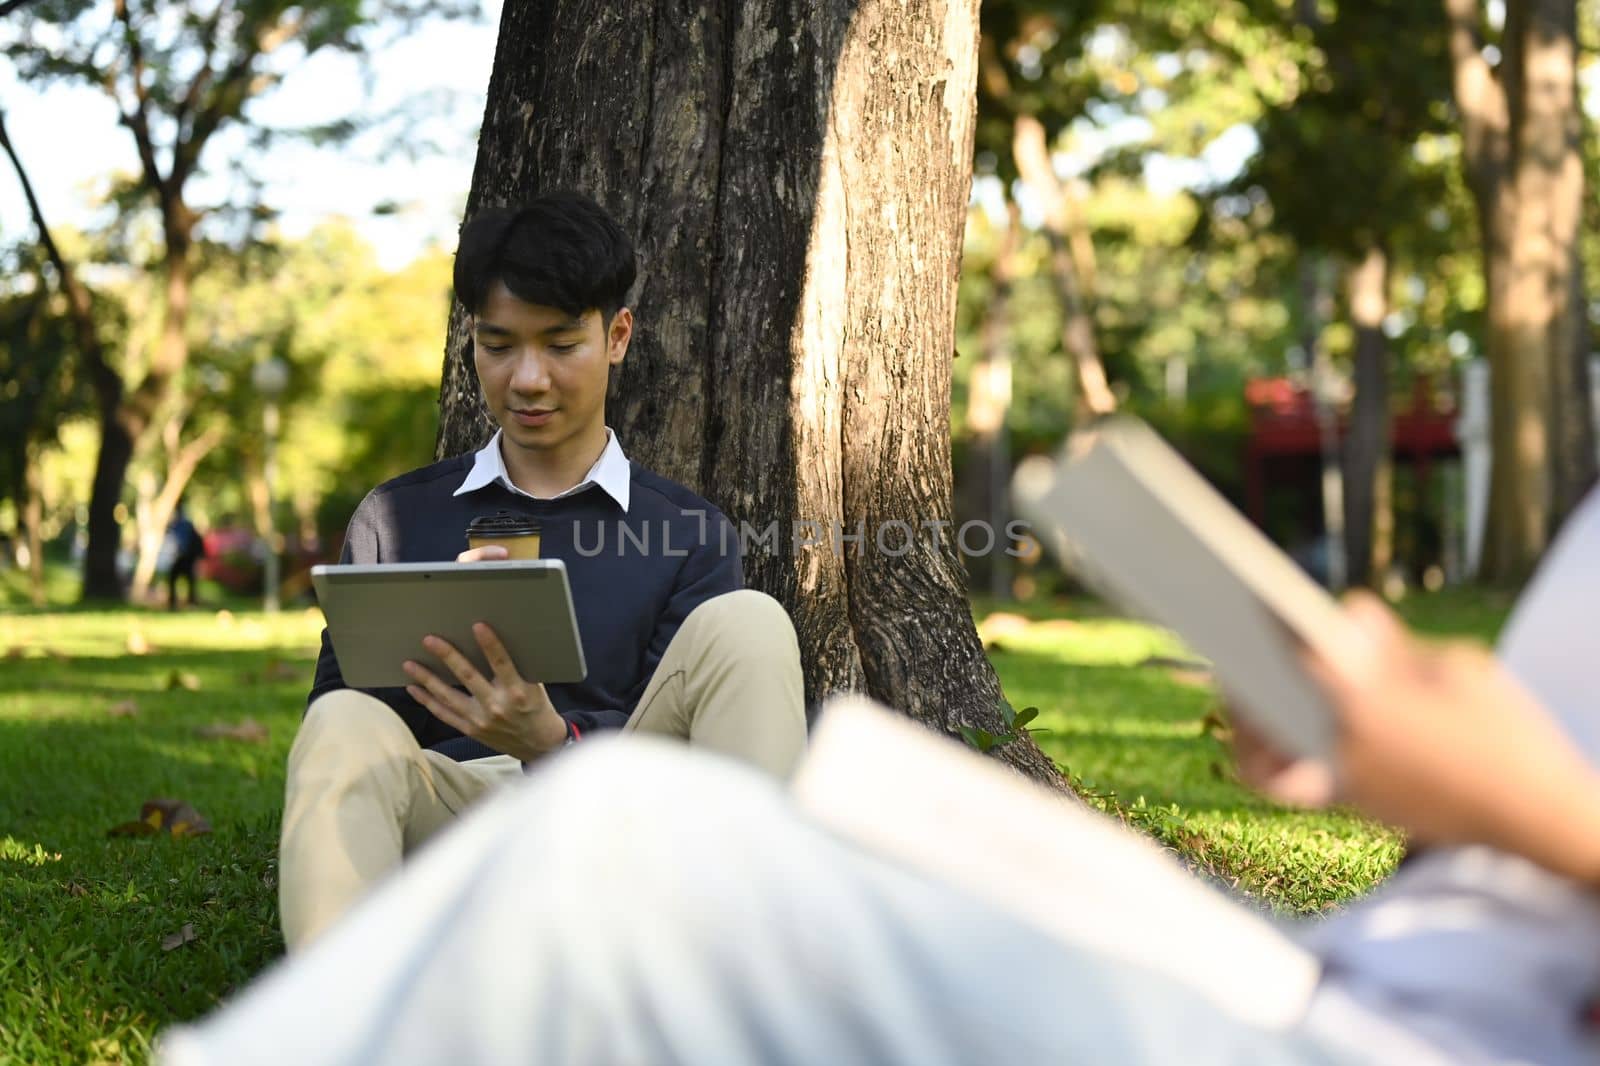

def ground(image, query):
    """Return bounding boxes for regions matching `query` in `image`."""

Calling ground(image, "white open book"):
[792,697,1321,1032]
[1010,416,1365,761]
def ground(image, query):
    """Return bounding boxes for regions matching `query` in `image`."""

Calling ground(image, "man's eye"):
[479,342,512,354]
[550,343,579,354]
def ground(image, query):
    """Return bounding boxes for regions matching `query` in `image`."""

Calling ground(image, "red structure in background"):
[1243,376,1459,531]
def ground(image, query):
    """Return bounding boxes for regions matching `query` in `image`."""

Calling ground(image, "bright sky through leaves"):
[0,0,503,269]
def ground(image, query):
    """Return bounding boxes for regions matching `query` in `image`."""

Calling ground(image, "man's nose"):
[509,351,551,393]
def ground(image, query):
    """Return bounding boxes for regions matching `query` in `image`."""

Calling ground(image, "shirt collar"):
[454,428,631,512]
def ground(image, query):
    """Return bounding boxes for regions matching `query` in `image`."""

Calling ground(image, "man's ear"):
[607,307,634,366]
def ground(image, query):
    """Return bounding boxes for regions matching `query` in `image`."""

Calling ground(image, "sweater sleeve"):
[306,493,382,709]
[561,507,744,736]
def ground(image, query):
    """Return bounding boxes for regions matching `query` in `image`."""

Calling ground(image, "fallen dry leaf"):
[164,669,202,692]
[4,646,23,660]
[63,880,89,898]
[46,649,70,663]
[196,718,268,744]
[109,798,212,839]
[126,631,150,656]
[142,798,213,837]
[107,699,140,718]
[160,923,197,952]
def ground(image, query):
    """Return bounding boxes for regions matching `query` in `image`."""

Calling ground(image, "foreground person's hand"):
[403,622,569,762]
[1229,717,1335,810]
[1307,593,1600,884]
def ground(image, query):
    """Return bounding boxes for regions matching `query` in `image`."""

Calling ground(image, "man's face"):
[472,280,631,458]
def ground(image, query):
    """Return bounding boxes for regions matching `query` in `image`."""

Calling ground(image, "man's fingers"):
[420,635,495,704]
[406,682,472,734]
[403,660,470,711]
[471,623,522,685]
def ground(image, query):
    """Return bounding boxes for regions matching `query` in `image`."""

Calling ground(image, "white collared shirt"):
[453,427,631,512]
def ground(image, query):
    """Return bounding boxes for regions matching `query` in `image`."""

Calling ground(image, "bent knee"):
[686,589,796,643]
[292,690,417,765]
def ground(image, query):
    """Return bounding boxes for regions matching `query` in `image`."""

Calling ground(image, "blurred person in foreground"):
[162,492,1600,1065]
[278,190,808,952]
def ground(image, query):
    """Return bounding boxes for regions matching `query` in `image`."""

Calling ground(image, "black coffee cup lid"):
[466,511,542,535]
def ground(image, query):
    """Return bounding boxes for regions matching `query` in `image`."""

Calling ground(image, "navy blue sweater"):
[308,453,743,758]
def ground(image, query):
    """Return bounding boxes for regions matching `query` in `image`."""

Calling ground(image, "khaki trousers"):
[278,589,807,951]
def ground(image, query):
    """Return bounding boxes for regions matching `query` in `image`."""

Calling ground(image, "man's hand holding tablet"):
[396,544,570,762]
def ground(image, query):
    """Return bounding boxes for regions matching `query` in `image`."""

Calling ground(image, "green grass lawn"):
[0,565,1511,1063]
[0,570,324,1065]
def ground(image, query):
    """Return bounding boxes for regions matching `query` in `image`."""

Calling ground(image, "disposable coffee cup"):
[465,511,542,560]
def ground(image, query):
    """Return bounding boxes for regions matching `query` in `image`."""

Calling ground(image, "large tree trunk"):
[1446,0,1589,581]
[1342,245,1392,589]
[83,401,136,599]
[438,0,1068,791]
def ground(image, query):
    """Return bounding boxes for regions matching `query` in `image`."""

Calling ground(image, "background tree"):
[1445,0,1595,581]
[2,0,466,600]
[0,247,92,606]
[1237,0,1453,587]
[435,0,1069,789]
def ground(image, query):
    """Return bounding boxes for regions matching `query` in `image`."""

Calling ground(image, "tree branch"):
[0,109,111,386]
[173,5,226,140]
[172,12,302,191]
[113,0,173,211]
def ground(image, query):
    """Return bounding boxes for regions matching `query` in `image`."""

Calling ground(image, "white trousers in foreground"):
[156,736,1475,1066]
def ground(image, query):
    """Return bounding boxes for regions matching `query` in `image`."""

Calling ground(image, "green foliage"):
[958,696,1047,754]
[0,251,93,513]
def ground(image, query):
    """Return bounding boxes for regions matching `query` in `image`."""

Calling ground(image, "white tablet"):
[310,560,587,689]
[1010,416,1365,761]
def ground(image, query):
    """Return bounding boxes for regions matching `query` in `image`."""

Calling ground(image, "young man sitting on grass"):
[279,190,808,951]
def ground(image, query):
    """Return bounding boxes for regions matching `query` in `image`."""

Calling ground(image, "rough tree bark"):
[436,0,1070,791]
[1445,0,1594,581]
[1342,244,1392,589]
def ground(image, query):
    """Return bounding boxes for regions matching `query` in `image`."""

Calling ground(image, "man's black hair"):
[453,191,637,320]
